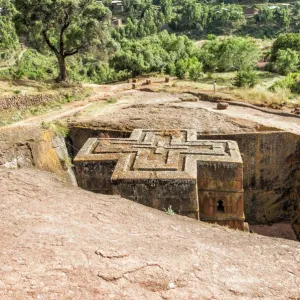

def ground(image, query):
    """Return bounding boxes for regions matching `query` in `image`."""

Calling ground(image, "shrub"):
[234,68,258,88]
[41,121,69,137]
[200,37,260,72]
[106,97,117,104]
[276,49,299,75]
[271,73,300,94]
[11,49,57,80]
[189,61,203,81]
[175,59,189,79]
[271,33,300,61]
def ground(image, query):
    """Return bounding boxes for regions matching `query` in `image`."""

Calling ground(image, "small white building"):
[112,0,124,12]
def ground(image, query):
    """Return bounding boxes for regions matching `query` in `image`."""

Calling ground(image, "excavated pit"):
[1,122,299,241]
[67,126,300,241]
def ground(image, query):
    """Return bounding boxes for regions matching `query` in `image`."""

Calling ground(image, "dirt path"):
[6,102,93,128]
[2,83,131,129]
[0,168,299,299]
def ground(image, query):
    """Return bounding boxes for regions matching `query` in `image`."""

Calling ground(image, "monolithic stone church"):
[74,129,248,231]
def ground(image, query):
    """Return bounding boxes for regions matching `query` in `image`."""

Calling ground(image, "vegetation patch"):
[41,121,70,137]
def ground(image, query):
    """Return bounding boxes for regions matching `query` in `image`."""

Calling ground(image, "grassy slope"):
[0,80,90,126]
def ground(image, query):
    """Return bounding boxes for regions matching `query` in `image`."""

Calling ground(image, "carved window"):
[217,200,225,213]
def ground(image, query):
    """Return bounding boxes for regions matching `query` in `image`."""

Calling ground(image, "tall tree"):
[14,0,111,82]
[161,0,172,22]
[0,0,19,57]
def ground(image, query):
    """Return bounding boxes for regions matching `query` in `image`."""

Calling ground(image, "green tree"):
[271,33,300,62]
[0,0,19,58]
[217,37,259,71]
[254,5,292,37]
[271,72,300,94]
[14,0,111,82]
[175,59,189,79]
[111,31,201,78]
[171,0,202,30]
[209,4,246,35]
[200,38,221,72]
[200,37,260,72]
[161,0,173,22]
[276,49,299,75]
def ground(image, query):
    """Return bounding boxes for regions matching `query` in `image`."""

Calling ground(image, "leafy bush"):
[271,73,300,94]
[11,49,57,80]
[0,0,19,57]
[175,59,189,79]
[271,34,300,62]
[189,61,203,81]
[41,121,69,137]
[170,1,245,35]
[67,56,127,84]
[234,68,259,88]
[276,49,299,75]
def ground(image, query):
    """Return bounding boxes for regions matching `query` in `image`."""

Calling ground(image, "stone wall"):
[288,142,300,240]
[198,163,245,230]
[0,94,60,110]
[198,132,300,225]
[75,160,117,194]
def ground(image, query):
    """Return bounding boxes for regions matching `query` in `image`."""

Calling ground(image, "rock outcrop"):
[0,168,299,299]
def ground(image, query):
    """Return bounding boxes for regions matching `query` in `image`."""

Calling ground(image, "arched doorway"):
[217,200,225,213]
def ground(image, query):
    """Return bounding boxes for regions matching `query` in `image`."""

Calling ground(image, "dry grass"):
[0,80,90,126]
[0,80,51,97]
[145,72,295,107]
[0,79,84,97]
[228,87,291,106]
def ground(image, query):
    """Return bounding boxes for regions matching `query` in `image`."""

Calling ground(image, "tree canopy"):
[0,0,19,58]
[14,0,111,81]
[271,33,300,61]
[200,37,260,72]
[111,31,201,78]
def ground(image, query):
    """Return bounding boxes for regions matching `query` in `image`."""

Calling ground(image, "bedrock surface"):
[0,168,299,299]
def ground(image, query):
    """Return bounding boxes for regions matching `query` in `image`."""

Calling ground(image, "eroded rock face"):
[0,127,76,185]
[289,142,300,240]
[0,128,38,168]
[199,132,300,229]
[73,129,247,230]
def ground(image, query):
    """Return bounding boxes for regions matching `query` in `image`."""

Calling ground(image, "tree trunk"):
[57,55,67,82]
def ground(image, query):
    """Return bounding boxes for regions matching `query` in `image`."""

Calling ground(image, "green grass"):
[41,120,70,137]
[164,206,176,216]
[106,97,118,104]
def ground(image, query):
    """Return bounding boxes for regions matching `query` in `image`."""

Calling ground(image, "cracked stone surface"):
[0,167,300,299]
